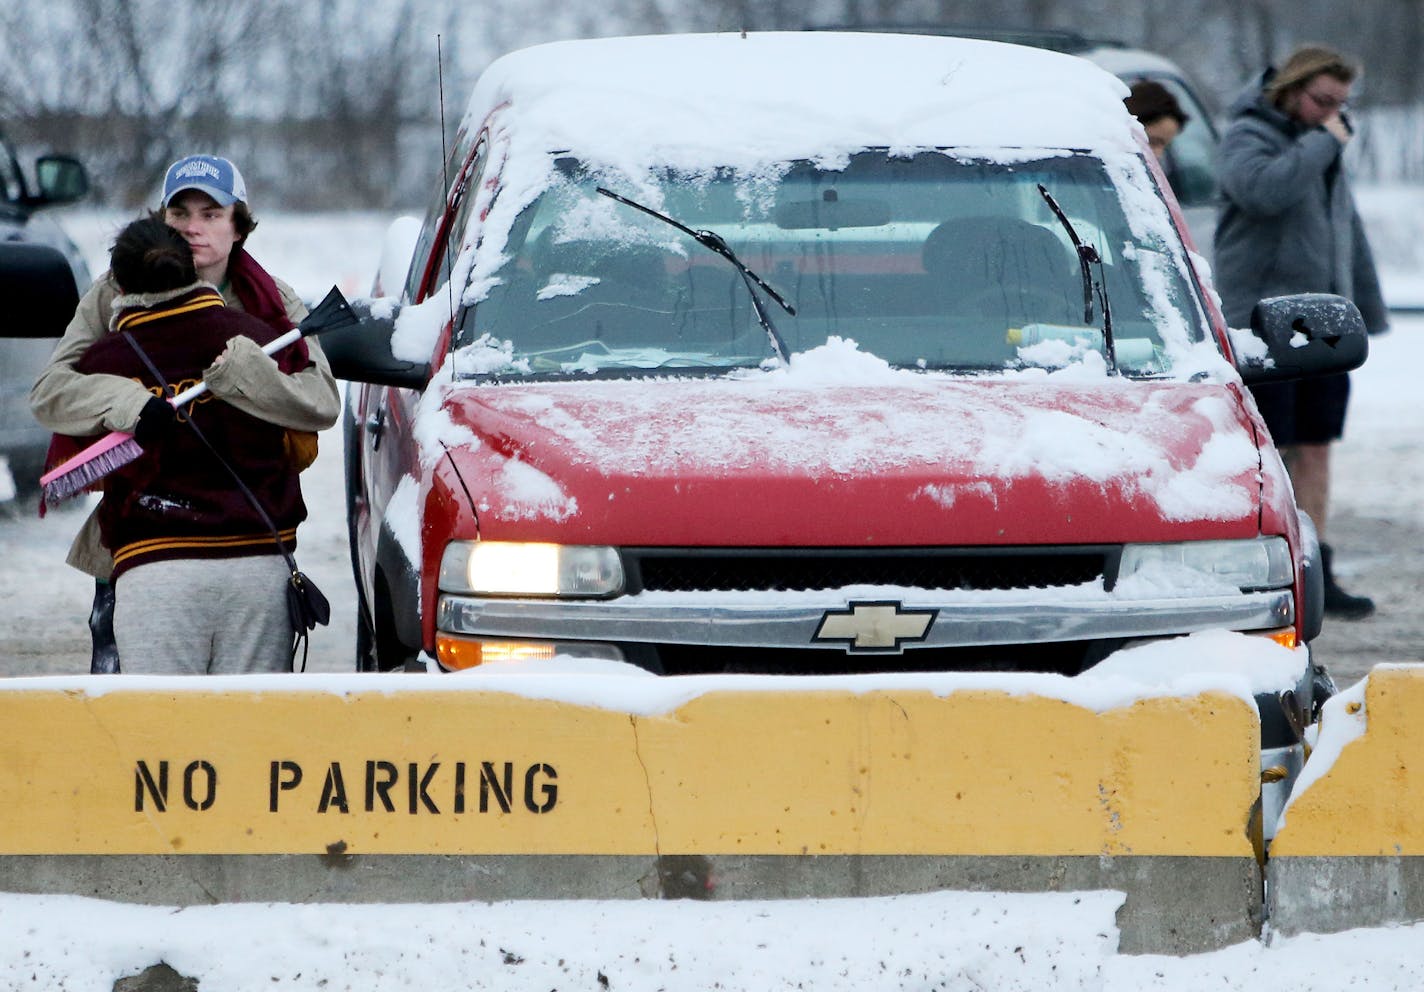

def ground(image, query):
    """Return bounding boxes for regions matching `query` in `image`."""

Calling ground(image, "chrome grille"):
[627,547,1111,594]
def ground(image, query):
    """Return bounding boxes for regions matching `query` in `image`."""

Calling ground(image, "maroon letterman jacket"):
[71,287,310,579]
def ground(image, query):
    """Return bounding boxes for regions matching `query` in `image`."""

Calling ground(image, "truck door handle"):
[366,406,386,451]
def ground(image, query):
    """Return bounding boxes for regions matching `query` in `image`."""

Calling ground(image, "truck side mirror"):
[1236,293,1368,385]
[0,242,80,337]
[34,155,89,206]
[320,298,431,389]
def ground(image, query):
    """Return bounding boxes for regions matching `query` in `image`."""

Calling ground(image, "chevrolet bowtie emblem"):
[813,601,937,653]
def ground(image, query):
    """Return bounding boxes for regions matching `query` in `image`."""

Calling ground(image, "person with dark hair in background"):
[54,217,316,673]
[1124,80,1190,164]
[30,154,338,671]
[1215,45,1389,619]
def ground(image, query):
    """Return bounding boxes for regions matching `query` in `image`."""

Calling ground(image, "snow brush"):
[39,286,357,510]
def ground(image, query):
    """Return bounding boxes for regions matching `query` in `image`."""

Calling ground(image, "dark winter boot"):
[89,579,121,674]
[1320,543,1375,621]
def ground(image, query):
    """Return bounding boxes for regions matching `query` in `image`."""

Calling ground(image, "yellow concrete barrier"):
[1267,665,1424,935]
[1272,665,1424,856]
[0,678,1259,858]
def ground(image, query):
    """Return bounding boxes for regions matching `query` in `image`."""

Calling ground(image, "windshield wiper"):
[595,186,795,365]
[1036,184,1117,374]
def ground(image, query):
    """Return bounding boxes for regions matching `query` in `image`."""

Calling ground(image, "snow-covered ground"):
[6,887,1424,992]
[2,192,1423,987]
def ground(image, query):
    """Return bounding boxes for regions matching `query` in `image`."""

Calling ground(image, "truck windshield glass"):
[456,151,1206,378]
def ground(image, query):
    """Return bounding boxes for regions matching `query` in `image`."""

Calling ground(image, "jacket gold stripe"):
[115,527,298,555]
[115,293,226,332]
[113,529,298,567]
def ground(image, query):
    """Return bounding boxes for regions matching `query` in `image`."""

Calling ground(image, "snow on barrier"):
[0,672,1263,954]
[1268,664,1424,935]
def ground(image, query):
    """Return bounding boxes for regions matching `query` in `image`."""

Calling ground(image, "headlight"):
[438,541,624,597]
[1118,537,1293,591]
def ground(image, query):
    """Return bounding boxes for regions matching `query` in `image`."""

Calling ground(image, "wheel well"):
[371,566,417,671]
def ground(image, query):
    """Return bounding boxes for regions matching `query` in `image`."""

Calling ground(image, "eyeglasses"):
[1303,88,1348,113]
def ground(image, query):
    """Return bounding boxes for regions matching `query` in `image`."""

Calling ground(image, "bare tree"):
[78,0,271,202]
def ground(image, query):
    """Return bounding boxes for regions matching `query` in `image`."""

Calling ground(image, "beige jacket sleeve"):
[29,273,154,436]
[202,277,341,431]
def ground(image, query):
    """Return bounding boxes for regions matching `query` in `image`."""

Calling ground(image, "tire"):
[366,571,417,672]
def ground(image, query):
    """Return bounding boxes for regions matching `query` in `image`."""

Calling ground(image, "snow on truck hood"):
[431,362,1264,547]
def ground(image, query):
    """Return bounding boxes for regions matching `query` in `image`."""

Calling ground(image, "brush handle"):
[166,327,303,407]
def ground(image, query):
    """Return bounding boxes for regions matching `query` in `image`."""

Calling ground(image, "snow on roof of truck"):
[461,31,1138,175]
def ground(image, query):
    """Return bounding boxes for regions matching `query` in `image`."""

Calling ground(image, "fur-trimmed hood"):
[108,280,223,332]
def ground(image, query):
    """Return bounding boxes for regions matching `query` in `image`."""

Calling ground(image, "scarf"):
[227,247,309,369]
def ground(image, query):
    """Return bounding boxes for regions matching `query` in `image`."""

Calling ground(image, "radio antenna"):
[437,33,457,355]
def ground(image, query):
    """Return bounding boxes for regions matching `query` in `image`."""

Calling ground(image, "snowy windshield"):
[453,151,1207,378]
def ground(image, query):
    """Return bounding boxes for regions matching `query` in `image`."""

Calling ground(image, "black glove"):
[133,395,177,448]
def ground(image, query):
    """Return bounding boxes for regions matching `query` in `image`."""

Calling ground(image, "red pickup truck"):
[324,33,1366,834]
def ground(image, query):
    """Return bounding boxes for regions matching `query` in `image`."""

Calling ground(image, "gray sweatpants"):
[114,555,294,674]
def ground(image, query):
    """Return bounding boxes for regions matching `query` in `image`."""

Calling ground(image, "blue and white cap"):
[160,154,248,208]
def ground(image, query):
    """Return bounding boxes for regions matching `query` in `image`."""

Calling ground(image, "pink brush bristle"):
[39,433,144,510]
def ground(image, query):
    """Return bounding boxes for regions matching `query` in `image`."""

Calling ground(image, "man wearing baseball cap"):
[159,154,256,287]
[30,152,340,673]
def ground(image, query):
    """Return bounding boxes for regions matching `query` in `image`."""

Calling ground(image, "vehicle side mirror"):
[1235,293,1367,385]
[34,155,89,206]
[320,298,431,389]
[0,242,80,337]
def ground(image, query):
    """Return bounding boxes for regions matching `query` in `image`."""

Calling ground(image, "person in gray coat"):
[1215,44,1388,620]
